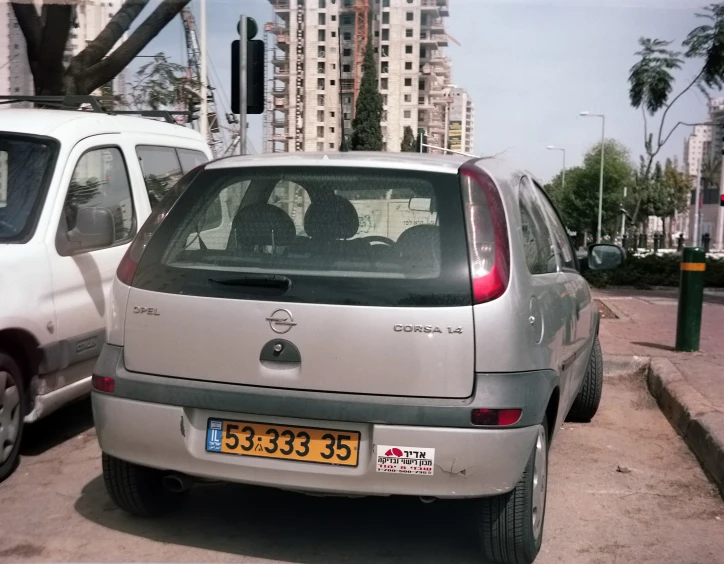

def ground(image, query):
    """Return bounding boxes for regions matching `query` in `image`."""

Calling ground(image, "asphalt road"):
[1,368,723,564]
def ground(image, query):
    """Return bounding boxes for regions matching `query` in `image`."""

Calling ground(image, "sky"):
[131,0,709,181]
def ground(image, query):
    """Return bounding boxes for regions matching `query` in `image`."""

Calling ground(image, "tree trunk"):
[661,216,666,248]
[12,0,189,98]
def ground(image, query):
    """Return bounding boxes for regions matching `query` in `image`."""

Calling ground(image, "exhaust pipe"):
[162,473,194,493]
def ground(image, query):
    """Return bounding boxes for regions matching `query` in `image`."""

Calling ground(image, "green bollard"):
[675,247,706,352]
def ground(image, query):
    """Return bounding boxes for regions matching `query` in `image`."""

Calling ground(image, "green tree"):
[127,52,198,113]
[351,43,384,151]
[546,140,635,239]
[401,126,416,152]
[11,0,189,97]
[627,3,724,225]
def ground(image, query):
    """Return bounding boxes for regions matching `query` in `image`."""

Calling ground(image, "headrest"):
[303,195,359,240]
[232,203,296,248]
[395,225,441,268]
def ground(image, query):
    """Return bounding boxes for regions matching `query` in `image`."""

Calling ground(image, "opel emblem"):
[266,309,296,334]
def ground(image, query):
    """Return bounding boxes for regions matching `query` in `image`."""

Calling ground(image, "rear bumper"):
[92,344,556,498]
[93,393,540,498]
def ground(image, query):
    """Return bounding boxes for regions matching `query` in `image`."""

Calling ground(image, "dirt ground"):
[1,368,723,564]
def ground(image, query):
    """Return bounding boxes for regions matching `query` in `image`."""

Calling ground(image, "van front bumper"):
[91,345,555,498]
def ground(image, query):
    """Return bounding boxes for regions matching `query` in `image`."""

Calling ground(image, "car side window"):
[136,146,184,210]
[58,146,135,254]
[535,183,576,270]
[518,177,556,275]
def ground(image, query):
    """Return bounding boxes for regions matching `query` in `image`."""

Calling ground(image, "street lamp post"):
[546,145,566,191]
[580,111,606,243]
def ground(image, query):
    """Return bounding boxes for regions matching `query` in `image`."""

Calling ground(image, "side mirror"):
[587,243,625,271]
[67,207,115,250]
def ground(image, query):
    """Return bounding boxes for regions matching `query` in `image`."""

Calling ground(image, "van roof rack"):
[0,95,194,125]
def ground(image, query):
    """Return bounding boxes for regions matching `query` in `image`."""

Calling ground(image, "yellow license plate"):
[205,418,360,467]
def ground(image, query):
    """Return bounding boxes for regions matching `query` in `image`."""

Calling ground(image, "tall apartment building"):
[448,86,473,154]
[684,99,724,244]
[265,0,463,153]
[0,1,124,106]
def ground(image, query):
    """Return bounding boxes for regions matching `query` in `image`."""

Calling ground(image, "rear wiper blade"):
[209,274,292,290]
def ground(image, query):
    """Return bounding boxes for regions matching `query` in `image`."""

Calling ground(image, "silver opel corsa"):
[92,152,623,564]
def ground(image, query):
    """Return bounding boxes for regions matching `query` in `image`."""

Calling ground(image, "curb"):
[605,354,724,498]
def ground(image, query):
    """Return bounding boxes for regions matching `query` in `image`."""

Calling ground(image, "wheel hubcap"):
[531,426,547,540]
[0,370,21,464]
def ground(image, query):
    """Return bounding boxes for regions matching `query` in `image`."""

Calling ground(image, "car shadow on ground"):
[75,475,486,564]
[20,397,94,457]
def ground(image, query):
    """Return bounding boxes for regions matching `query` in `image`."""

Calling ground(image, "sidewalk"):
[595,288,724,496]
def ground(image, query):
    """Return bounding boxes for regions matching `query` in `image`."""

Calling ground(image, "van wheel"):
[477,418,548,564]
[567,336,603,423]
[102,453,188,516]
[0,351,25,483]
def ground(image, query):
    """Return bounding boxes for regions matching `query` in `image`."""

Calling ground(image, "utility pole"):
[693,165,702,246]
[239,14,248,156]
[717,127,724,250]
[199,0,208,142]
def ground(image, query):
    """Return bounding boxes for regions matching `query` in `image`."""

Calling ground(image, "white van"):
[0,107,212,481]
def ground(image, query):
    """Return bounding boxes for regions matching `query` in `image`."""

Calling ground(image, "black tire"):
[102,453,188,516]
[477,417,549,564]
[567,336,603,423]
[0,351,26,483]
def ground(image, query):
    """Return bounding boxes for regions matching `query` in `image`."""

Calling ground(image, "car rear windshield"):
[133,166,473,307]
[0,133,59,243]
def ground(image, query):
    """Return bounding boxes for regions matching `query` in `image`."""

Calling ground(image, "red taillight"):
[92,375,115,393]
[116,198,177,286]
[460,165,510,304]
[471,408,522,426]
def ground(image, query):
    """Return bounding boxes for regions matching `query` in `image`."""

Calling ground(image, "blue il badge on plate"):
[206,419,223,452]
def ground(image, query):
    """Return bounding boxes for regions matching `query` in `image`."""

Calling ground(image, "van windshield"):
[0,133,58,243]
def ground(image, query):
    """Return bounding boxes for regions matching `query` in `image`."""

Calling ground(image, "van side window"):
[177,149,208,173]
[518,177,556,275]
[136,146,183,210]
[59,146,135,253]
[534,183,576,270]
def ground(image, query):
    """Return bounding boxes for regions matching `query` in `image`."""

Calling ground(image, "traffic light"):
[230,17,264,115]
[721,193,724,207]
[187,94,200,122]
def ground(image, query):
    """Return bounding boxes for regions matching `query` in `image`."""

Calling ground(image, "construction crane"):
[180,8,225,157]
[353,0,369,114]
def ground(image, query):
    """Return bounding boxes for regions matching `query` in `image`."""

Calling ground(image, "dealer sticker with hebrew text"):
[376,445,435,476]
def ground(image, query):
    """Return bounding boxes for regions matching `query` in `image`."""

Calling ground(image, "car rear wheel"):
[102,453,188,516]
[567,336,603,423]
[0,351,25,483]
[477,418,548,564]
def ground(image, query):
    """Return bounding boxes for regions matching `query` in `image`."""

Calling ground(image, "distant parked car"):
[92,152,623,564]
[0,106,211,482]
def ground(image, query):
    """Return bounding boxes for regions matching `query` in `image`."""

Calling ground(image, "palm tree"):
[700,154,721,192]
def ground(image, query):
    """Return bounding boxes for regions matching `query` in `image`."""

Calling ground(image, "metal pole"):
[717,131,724,249]
[239,15,248,156]
[675,247,706,352]
[693,166,702,245]
[597,115,605,243]
[561,149,566,192]
[621,185,627,237]
[199,0,208,142]
[443,100,450,152]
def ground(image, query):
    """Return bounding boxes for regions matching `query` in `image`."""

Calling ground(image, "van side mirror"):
[67,207,115,250]
[587,243,625,271]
